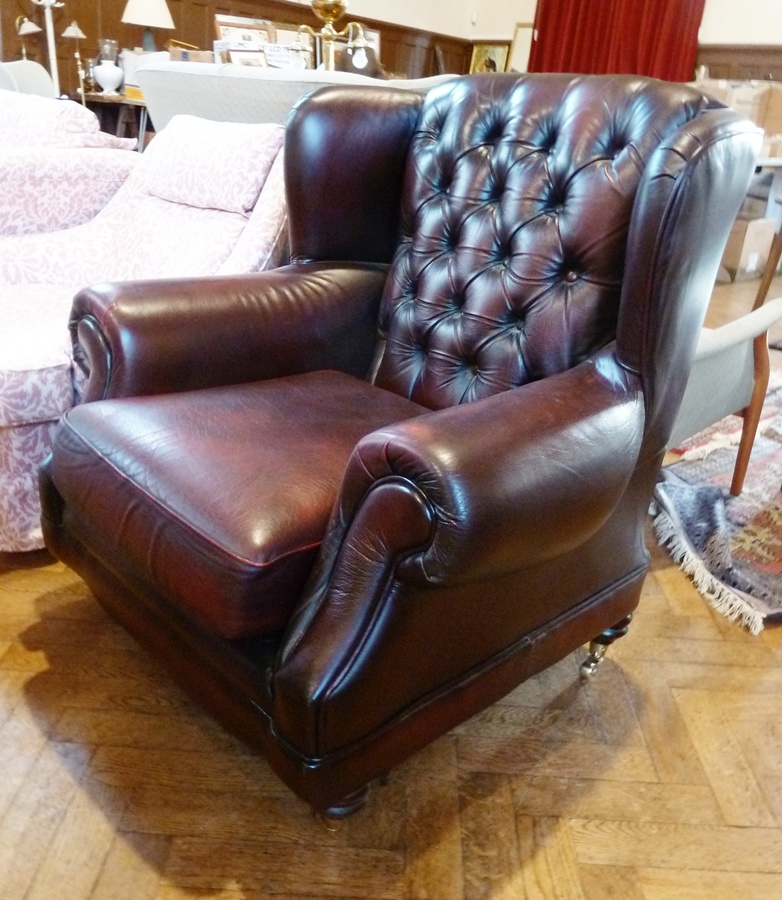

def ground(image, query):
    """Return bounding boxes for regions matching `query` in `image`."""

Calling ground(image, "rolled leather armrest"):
[71,262,388,401]
[274,349,645,756]
[339,350,646,583]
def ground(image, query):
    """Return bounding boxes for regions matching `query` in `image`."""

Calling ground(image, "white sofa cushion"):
[141,115,284,214]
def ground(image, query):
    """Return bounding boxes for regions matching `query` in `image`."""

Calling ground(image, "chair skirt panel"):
[1,419,62,553]
[0,285,77,553]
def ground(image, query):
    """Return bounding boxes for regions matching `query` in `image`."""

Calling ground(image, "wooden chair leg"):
[730,213,780,495]
[731,333,770,496]
[752,226,782,312]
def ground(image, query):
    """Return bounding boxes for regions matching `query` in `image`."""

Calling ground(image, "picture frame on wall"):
[228,49,269,67]
[214,15,275,46]
[269,26,315,69]
[363,28,381,59]
[469,43,510,74]
[507,23,534,73]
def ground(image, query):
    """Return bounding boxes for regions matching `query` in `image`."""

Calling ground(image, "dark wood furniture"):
[78,91,150,151]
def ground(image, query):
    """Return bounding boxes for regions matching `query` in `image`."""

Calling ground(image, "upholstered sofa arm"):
[0,148,138,236]
[71,263,388,402]
[273,350,645,755]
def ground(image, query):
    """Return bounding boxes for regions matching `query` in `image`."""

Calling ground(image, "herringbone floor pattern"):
[0,274,780,899]
[2,532,782,899]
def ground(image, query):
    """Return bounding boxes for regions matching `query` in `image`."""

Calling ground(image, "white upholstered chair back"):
[0,60,56,97]
[136,59,456,130]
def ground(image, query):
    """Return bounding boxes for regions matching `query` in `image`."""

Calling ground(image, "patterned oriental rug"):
[651,380,782,634]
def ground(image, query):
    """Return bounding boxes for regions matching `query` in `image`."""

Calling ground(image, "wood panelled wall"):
[696,45,782,82]
[3,0,472,96]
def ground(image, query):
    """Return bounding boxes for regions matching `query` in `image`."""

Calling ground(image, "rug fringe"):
[652,507,765,635]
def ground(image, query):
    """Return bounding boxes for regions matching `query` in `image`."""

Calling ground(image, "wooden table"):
[78,91,150,151]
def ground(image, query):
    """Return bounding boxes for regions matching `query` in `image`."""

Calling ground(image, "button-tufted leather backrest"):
[371,74,718,410]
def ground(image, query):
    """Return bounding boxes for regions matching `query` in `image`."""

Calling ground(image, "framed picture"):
[469,43,510,75]
[272,25,314,68]
[273,25,313,51]
[214,14,275,46]
[228,49,268,68]
[363,28,381,59]
[507,23,534,73]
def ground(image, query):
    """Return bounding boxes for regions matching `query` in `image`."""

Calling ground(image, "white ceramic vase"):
[94,60,123,93]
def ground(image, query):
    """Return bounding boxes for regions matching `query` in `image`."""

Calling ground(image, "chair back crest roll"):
[371,74,718,410]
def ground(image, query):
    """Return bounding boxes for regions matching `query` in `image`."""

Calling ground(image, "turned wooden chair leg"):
[580,614,633,680]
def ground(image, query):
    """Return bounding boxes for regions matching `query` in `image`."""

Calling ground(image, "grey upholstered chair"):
[669,205,782,494]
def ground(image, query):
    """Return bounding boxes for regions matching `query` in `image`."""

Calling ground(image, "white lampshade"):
[17,18,43,37]
[61,22,86,40]
[122,0,174,51]
[121,0,174,30]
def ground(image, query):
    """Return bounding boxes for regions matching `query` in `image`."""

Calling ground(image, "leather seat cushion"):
[48,370,428,638]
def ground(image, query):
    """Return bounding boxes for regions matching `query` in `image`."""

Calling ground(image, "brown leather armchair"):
[40,74,760,820]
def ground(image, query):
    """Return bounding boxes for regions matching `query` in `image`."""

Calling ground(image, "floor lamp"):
[31,0,64,96]
[16,17,43,59]
[62,21,87,103]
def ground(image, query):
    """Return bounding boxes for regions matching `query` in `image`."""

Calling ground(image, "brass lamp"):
[16,16,43,60]
[61,21,87,103]
[299,0,369,71]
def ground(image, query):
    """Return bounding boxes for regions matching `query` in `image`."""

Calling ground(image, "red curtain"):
[527,0,707,82]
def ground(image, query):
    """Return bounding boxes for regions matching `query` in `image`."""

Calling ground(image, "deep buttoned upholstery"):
[375,77,684,405]
[40,74,761,817]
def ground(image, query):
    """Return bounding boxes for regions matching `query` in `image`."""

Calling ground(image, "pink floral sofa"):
[0,113,287,558]
[0,88,139,236]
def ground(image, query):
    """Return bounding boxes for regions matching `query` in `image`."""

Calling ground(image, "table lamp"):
[121,0,174,52]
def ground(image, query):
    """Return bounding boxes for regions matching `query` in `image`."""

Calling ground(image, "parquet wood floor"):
[0,274,780,899]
